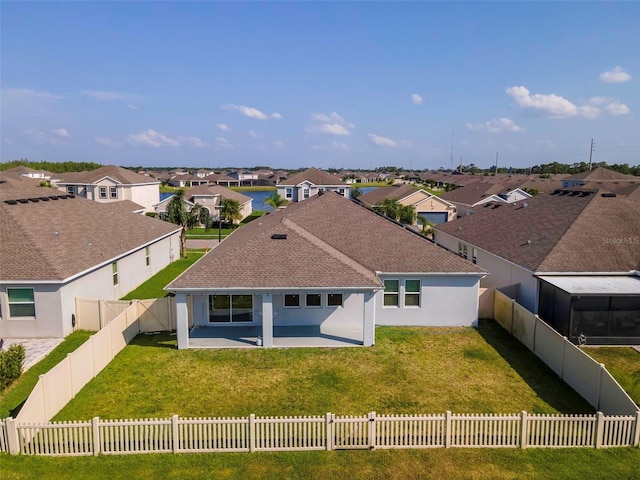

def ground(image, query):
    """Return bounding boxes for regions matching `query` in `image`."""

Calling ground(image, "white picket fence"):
[2,411,638,456]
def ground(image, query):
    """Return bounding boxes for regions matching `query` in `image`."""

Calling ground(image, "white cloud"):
[248,130,259,138]
[599,66,631,83]
[95,136,118,147]
[81,90,140,101]
[51,128,70,138]
[332,141,350,151]
[307,112,355,136]
[411,93,423,105]
[223,104,280,120]
[368,134,397,147]
[214,137,232,148]
[467,117,524,133]
[271,112,283,120]
[588,96,610,106]
[272,140,284,147]
[576,105,600,119]
[506,86,579,118]
[24,128,68,146]
[604,102,630,115]
[3,88,63,102]
[128,129,206,148]
[216,123,230,132]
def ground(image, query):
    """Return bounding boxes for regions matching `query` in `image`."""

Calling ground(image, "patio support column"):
[261,293,274,347]
[176,293,189,350]
[363,291,375,346]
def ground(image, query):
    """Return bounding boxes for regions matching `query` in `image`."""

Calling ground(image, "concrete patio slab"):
[1,338,64,371]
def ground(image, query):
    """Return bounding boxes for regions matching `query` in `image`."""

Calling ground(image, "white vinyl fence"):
[2,411,638,456]
[493,291,640,416]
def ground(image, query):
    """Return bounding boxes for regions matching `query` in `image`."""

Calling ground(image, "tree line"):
[1,159,103,173]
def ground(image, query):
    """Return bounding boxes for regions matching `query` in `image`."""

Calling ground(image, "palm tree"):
[350,186,362,199]
[375,198,401,221]
[398,204,417,225]
[417,216,435,238]
[220,198,243,227]
[166,189,203,258]
[264,192,288,210]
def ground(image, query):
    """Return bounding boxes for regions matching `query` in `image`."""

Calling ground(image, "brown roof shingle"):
[57,165,158,185]
[278,167,346,187]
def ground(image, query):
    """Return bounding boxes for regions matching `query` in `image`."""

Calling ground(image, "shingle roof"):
[357,185,418,207]
[168,192,483,290]
[186,185,252,204]
[278,167,347,186]
[57,165,158,185]
[0,176,180,282]
[566,167,638,182]
[435,190,640,273]
[439,182,507,206]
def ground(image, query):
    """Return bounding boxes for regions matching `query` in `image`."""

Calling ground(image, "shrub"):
[0,344,26,391]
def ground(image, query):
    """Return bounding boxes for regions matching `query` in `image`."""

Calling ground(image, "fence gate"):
[333,415,372,450]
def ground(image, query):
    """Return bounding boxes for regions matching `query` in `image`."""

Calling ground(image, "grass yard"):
[185,210,267,239]
[121,251,205,300]
[2,447,639,480]
[54,320,592,421]
[0,331,92,418]
[583,347,640,405]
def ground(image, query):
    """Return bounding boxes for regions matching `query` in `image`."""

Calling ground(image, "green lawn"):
[54,321,591,421]
[0,331,92,419]
[120,251,205,300]
[186,210,267,239]
[1,448,638,480]
[583,347,640,405]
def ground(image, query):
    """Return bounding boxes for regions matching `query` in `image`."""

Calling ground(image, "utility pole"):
[450,131,454,171]
[495,152,499,173]
[588,139,595,170]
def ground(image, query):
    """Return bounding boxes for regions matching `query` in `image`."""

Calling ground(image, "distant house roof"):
[439,182,508,206]
[168,192,483,290]
[186,185,252,204]
[278,167,347,187]
[565,167,638,183]
[435,190,640,273]
[0,175,180,282]
[57,165,159,185]
[357,185,418,207]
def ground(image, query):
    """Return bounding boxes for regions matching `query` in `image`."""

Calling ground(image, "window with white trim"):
[145,247,150,266]
[472,248,477,264]
[112,262,119,286]
[383,279,399,307]
[110,186,117,199]
[458,242,463,256]
[303,188,310,199]
[7,288,36,317]
[306,293,321,307]
[285,188,292,199]
[463,244,468,259]
[327,293,343,307]
[338,188,345,195]
[404,280,421,307]
[66,185,75,195]
[99,186,107,199]
[284,294,300,307]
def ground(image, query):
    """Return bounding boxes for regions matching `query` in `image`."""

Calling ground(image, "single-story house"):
[434,189,640,344]
[153,185,252,223]
[439,182,532,217]
[56,165,160,212]
[166,191,485,349]
[277,167,350,202]
[0,173,181,338]
[357,184,457,224]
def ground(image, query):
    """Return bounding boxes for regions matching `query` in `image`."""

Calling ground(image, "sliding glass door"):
[209,294,253,323]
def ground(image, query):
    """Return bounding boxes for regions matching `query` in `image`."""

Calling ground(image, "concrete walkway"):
[186,239,220,250]
[2,338,63,371]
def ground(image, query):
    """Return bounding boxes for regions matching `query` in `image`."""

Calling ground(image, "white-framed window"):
[303,188,310,199]
[110,186,118,199]
[472,248,477,264]
[7,288,36,317]
[383,279,399,307]
[339,188,345,195]
[327,293,343,307]
[285,188,293,199]
[112,262,118,286]
[405,280,421,307]
[318,188,325,193]
[99,186,107,199]
[463,244,468,259]
[306,293,321,308]
[284,294,300,307]
[66,185,75,195]
[145,247,150,266]
[458,242,463,256]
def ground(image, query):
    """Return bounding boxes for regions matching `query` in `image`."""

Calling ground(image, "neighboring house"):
[357,184,456,224]
[277,167,349,202]
[439,182,532,217]
[153,185,252,223]
[0,173,181,339]
[168,174,211,188]
[562,167,638,189]
[434,189,640,345]
[3,165,56,181]
[56,165,160,212]
[166,191,485,349]
[228,170,259,186]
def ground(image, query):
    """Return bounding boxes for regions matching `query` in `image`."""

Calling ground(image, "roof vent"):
[601,192,617,198]
[522,202,528,208]
[49,196,59,200]
[4,200,17,205]
[271,233,287,240]
[17,198,28,204]
[38,197,50,201]
[28,198,40,203]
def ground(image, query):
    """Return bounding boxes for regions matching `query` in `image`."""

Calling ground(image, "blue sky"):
[1,2,639,170]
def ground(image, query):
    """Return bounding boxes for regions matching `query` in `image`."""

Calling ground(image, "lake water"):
[160,187,381,211]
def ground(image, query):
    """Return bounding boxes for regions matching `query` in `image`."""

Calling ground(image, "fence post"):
[92,417,100,456]
[5,418,20,455]
[326,413,333,451]
[172,415,179,453]
[39,374,49,420]
[368,412,376,450]
[445,411,452,448]
[633,410,640,448]
[520,411,528,449]
[594,412,604,449]
[249,414,256,452]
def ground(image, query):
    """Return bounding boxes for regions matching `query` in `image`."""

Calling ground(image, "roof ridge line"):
[281,217,380,284]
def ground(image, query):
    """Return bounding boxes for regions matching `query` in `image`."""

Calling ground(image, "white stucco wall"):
[277,184,349,203]
[434,230,539,313]
[375,274,480,327]
[0,231,180,338]
[125,183,161,212]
